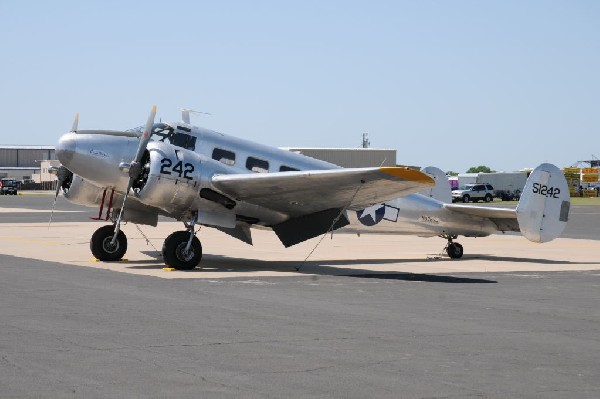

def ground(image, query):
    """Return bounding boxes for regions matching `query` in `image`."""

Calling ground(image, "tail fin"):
[420,166,452,203]
[516,163,570,243]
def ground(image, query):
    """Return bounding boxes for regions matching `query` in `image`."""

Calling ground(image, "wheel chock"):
[162,267,176,272]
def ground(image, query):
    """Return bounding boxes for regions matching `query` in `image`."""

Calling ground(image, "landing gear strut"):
[162,213,202,270]
[90,225,128,261]
[443,235,463,259]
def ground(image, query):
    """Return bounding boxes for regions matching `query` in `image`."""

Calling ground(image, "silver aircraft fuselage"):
[56,121,500,239]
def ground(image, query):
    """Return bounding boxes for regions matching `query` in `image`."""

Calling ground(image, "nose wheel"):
[442,235,463,259]
[90,225,128,261]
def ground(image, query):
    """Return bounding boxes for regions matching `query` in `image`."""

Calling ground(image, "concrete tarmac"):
[0,196,599,398]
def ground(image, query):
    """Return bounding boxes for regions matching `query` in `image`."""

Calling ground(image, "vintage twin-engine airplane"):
[52,106,571,270]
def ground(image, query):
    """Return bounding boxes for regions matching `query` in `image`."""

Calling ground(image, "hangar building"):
[283,148,398,168]
[0,145,56,181]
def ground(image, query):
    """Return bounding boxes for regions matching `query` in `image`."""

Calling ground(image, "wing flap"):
[212,167,434,217]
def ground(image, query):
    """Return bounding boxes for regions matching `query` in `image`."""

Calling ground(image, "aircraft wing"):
[444,203,520,232]
[212,167,434,217]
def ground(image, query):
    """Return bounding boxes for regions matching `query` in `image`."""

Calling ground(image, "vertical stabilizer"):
[420,166,452,203]
[516,163,570,243]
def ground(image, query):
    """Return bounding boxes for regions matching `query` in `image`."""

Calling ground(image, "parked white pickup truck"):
[452,183,494,203]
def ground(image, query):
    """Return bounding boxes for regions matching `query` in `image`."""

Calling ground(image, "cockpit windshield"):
[150,123,197,151]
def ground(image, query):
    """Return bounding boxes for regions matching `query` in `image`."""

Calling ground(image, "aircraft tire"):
[446,242,463,259]
[90,225,128,261]
[462,195,470,203]
[162,231,202,270]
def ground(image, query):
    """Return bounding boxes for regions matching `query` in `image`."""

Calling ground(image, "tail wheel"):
[162,231,202,270]
[484,194,492,202]
[447,242,463,259]
[90,225,128,261]
[462,195,470,203]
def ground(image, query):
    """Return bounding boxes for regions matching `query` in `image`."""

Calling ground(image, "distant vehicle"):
[457,172,527,198]
[497,189,521,201]
[452,183,494,203]
[0,179,18,195]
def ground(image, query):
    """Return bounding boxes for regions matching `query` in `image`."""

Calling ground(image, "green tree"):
[466,165,495,173]
[446,170,458,176]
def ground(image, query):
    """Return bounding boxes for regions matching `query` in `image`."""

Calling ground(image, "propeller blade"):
[48,182,62,228]
[48,166,73,229]
[134,105,156,163]
[111,105,157,242]
[71,112,79,132]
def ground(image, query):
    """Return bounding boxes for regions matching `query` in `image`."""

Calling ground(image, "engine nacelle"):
[134,142,206,215]
[64,173,108,207]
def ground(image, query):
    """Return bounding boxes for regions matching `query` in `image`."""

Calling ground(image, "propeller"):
[111,105,157,244]
[71,111,142,138]
[71,112,79,132]
[49,112,79,228]
[48,165,73,228]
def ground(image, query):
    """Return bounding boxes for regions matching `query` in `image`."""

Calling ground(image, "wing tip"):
[379,167,435,185]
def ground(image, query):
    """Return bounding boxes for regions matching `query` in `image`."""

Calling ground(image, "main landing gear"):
[442,235,463,259]
[89,213,203,270]
[162,215,202,270]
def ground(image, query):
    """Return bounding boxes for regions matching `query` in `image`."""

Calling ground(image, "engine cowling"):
[134,142,205,215]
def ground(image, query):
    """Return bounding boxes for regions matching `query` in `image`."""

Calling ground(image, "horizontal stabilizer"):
[444,204,516,219]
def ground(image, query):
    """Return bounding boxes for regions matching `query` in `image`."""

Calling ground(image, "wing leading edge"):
[212,167,435,218]
[212,167,434,247]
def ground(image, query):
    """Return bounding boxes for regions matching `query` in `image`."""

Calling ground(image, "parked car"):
[496,189,521,201]
[452,183,494,203]
[0,179,18,195]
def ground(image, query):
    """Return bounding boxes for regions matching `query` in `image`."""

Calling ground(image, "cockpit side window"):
[149,123,196,151]
[172,133,197,151]
[279,165,299,172]
[212,148,236,166]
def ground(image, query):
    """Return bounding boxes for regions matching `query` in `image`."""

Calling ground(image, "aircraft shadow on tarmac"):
[117,251,510,283]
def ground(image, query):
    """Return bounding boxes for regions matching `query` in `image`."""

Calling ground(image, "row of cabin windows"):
[211,148,299,173]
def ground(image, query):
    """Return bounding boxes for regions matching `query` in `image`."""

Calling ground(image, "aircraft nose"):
[56,132,77,165]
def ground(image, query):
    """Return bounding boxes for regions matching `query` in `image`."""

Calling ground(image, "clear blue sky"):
[1,0,598,172]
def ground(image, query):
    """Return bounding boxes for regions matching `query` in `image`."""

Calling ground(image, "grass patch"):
[569,196,600,205]
[475,197,600,206]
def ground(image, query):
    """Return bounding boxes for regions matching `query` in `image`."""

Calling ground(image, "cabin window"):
[279,165,299,172]
[246,157,269,173]
[212,148,236,166]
